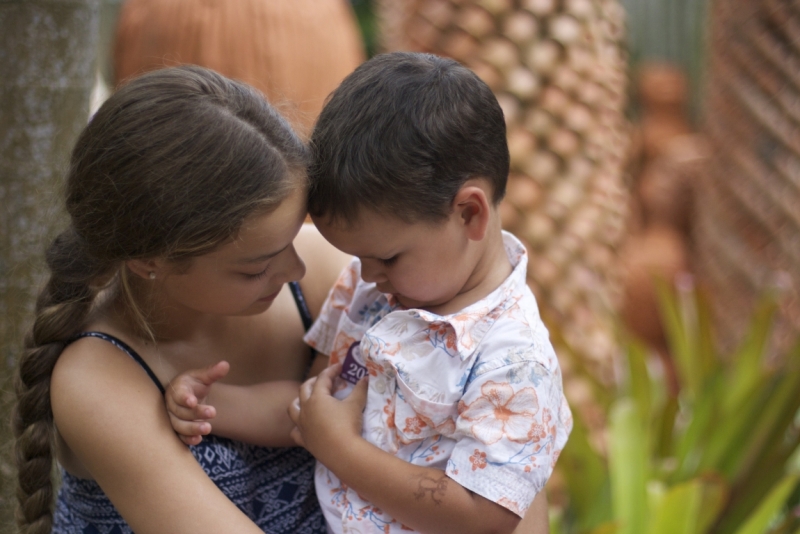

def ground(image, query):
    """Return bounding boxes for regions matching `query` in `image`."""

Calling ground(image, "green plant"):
[551,282,800,534]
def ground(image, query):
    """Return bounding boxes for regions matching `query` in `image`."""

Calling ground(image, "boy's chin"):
[393,294,441,311]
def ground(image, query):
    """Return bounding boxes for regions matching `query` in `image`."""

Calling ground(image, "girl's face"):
[157,188,308,316]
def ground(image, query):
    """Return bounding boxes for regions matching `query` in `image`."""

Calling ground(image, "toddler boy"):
[289,52,572,534]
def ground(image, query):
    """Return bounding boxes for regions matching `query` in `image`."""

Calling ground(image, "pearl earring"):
[148,272,156,280]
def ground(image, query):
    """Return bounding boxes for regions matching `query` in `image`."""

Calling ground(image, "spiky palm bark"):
[695,0,800,355]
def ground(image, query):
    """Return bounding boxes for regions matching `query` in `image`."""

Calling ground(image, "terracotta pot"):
[638,134,708,235]
[620,225,689,351]
[114,0,365,134]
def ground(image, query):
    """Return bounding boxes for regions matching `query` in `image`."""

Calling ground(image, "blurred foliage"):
[351,0,378,57]
[552,282,800,534]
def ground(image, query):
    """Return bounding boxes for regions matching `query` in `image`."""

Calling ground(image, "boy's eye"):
[380,255,399,267]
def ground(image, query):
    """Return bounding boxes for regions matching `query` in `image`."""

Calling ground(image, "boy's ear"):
[126,258,165,280]
[452,181,491,241]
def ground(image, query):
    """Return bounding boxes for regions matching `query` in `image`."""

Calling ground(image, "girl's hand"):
[165,361,230,445]
[288,363,368,460]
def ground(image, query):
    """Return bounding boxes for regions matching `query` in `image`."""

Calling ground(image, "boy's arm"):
[167,362,300,447]
[289,366,521,534]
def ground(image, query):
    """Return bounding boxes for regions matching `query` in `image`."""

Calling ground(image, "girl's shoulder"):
[50,335,267,533]
[52,333,166,433]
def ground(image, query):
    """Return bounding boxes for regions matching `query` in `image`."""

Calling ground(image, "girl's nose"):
[282,244,306,283]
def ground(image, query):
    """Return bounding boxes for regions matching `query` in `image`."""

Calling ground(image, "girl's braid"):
[12,229,108,533]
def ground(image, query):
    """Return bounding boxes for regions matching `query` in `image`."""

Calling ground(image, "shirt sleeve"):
[445,348,572,517]
[303,258,361,357]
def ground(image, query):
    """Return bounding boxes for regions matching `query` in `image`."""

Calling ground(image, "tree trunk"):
[0,1,99,529]
[695,0,800,356]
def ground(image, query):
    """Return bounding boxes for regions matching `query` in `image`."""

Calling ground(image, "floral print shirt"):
[304,232,572,534]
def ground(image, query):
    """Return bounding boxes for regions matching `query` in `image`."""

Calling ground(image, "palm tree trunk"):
[695,0,800,357]
[0,1,99,530]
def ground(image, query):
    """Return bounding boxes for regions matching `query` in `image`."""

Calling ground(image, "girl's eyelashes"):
[380,255,399,267]
[242,265,270,280]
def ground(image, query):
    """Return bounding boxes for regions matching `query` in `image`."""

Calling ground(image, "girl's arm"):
[51,337,267,534]
[289,366,521,534]
[166,361,300,447]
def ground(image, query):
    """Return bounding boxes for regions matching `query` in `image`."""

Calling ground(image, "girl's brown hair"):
[12,65,308,533]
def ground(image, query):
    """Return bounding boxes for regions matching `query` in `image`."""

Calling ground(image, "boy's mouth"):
[375,282,394,295]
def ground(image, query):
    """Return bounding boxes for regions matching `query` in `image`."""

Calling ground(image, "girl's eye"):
[381,255,399,267]
[242,266,270,280]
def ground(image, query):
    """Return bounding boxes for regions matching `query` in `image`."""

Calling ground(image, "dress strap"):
[289,281,314,332]
[288,281,319,376]
[69,332,165,394]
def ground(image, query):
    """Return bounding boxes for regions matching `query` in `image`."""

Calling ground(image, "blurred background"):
[2,0,800,532]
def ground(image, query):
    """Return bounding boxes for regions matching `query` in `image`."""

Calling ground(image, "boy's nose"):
[359,259,386,284]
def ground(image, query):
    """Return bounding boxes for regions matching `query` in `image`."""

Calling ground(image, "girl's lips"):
[258,289,281,302]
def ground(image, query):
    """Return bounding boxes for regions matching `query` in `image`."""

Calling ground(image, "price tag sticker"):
[339,341,367,385]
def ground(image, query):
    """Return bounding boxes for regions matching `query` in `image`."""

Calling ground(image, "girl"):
[12,65,348,534]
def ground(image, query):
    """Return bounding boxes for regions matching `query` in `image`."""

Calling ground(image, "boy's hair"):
[308,52,509,225]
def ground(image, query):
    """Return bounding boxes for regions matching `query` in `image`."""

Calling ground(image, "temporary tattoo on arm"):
[413,474,449,505]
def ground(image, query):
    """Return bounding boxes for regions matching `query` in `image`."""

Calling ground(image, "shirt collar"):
[398,231,529,361]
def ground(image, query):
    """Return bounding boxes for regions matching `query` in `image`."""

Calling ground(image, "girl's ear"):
[452,180,492,242]
[126,258,164,280]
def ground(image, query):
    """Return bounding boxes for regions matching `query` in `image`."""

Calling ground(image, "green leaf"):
[656,279,699,398]
[733,474,799,534]
[698,382,771,475]
[646,480,704,534]
[610,399,649,534]
[722,362,800,478]
[588,523,620,534]
[557,411,611,529]
[626,339,652,424]
[723,299,777,414]
[713,344,800,533]
[692,289,718,384]
[696,475,729,533]
[653,395,679,461]
[673,374,722,481]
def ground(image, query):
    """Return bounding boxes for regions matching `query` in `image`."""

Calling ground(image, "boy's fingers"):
[167,382,198,409]
[189,360,230,386]
[321,362,343,380]
[168,415,212,440]
[299,377,317,402]
[180,434,203,447]
[166,393,213,421]
[345,376,369,410]
[289,426,305,448]
[312,363,342,396]
[287,397,301,425]
[195,404,216,420]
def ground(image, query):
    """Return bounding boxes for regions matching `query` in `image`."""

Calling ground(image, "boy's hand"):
[166,361,230,446]
[288,363,368,460]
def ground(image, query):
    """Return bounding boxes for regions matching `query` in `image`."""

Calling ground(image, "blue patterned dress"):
[53,282,325,534]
